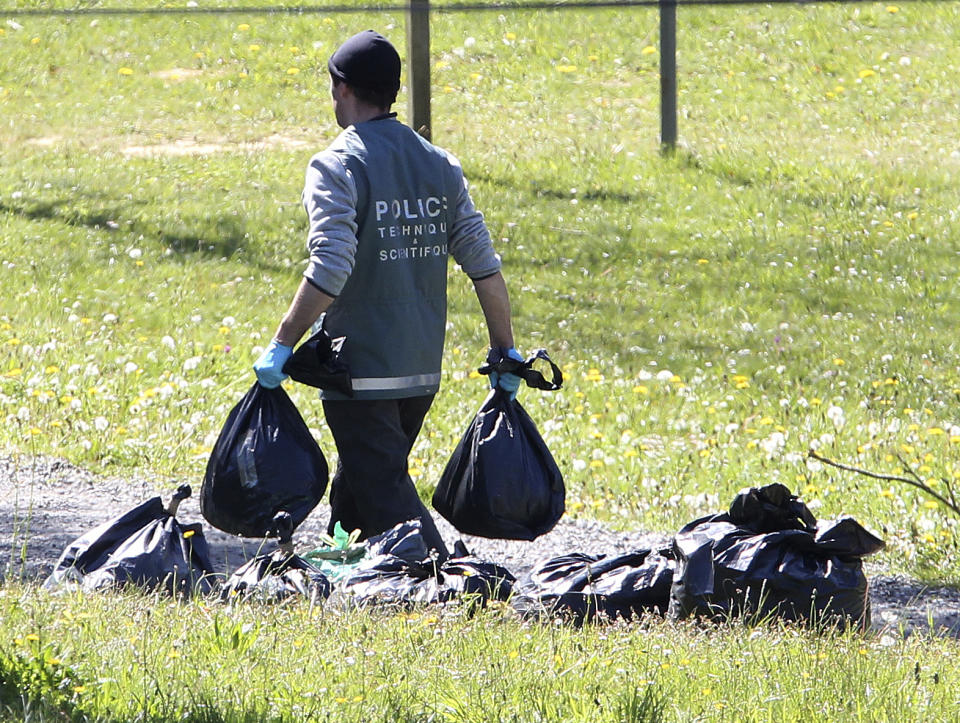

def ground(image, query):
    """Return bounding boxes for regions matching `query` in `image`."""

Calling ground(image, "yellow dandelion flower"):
[73,686,87,693]
[886,5,899,12]
[859,69,876,79]
[833,358,845,366]
[633,385,649,395]
[5,337,20,346]
[556,65,577,73]
[183,530,195,539]
[928,427,945,435]
[26,634,40,642]
[697,258,709,265]
[287,67,300,75]
[924,500,939,510]
[879,488,894,498]
[237,23,250,30]
[119,67,134,76]
[641,46,657,55]
[907,212,918,220]
[195,51,205,59]
[505,32,516,41]
[249,44,261,52]
[31,37,40,44]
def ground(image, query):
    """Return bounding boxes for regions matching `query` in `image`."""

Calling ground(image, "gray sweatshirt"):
[301,116,501,400]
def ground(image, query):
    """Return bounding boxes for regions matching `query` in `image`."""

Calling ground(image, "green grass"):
[1,586,958,722]
[3,2,960,718]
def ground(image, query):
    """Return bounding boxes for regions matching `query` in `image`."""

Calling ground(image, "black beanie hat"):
[327,30,401,93]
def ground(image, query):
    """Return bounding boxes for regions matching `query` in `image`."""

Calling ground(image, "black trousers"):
[321,394,449,558]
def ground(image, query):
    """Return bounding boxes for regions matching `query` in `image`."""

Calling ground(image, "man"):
[253,30,523,559]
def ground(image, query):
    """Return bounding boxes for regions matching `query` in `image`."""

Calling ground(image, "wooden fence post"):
[407,0,432,140]
[659,0,678,152]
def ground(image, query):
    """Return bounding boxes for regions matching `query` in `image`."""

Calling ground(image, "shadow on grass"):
[469,171,651,205]
[0,195,277,268]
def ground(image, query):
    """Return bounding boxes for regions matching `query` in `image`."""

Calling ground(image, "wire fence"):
[0,0,946,18]
[3,0,955,146]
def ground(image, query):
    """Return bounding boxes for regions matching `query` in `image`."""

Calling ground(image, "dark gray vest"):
[320,119,460,400]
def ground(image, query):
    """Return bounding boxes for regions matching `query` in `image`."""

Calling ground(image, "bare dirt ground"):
[2,454,959,638]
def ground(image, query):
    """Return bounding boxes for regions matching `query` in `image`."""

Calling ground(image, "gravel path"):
[2,454,959,638]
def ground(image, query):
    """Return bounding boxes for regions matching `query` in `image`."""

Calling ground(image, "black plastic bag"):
[433,388,565,540]
[339,521,516,605]
[669,483,885,629]
[516,548,675,622]
[44,485,215,596]
[201,382,328,537]
[441,541,516,602]
[433,350,566,540]
[221,512,331,604]
[282,327,353,397]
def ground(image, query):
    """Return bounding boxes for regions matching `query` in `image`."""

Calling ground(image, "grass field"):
[2,1,960,719]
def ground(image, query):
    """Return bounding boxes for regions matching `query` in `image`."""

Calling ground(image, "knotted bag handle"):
[478,348,563,391]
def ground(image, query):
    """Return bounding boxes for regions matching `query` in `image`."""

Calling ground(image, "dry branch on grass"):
[808,449,960,517]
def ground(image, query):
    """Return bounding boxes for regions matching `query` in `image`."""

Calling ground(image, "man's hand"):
[253,341,293,389]
[488,346,524,400]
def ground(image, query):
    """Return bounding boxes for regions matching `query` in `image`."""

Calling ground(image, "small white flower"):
[128,248,142,259]
[183,356,202,372]
[572,459,587,472]
[94,416,109,432]
[826,405,845,429]
[161,335,176,351]
[124,362,139,374]
[102,313,118,323]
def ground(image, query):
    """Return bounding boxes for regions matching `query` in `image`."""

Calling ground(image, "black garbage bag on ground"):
[282,327,353,397]
[441,542,516,602]
[201,382,328,537]
[339,521,515,605]
[669,483,885,629]
[433,349,566,540]
[515,548,675,622]
[44,485,215,596]
[221,512,331,604]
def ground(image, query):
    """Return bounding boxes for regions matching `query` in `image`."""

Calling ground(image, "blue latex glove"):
[253,340,293,389]
[487,346,524,400]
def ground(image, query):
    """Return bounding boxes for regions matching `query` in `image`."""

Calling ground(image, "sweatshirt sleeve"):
[445,154,502,280]
[301,150,359,297]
